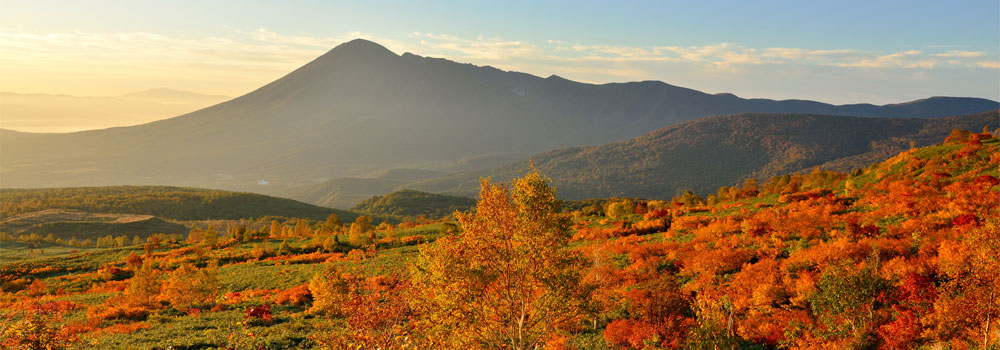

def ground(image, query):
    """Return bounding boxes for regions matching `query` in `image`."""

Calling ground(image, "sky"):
[1,0,998,105]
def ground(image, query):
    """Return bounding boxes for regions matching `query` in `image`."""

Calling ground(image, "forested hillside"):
[352,190,475,219]
[408,110,998,200]
[0,186,358,222]
[1,130,997,349]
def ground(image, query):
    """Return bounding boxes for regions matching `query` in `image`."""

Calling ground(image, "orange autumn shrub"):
[273,284,312,305]
[603,319,659,349]
[544,334,575,350]
[398,235,423,245]
[86,304,150,325]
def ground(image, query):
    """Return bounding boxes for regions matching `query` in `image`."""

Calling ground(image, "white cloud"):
[834,50,939,69]
[406,32,542,60]
[936,50,987,58]
[549,42,991,70]
[978,61,1000,69]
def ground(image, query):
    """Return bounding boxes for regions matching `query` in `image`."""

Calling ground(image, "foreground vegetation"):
[1,130,998,349]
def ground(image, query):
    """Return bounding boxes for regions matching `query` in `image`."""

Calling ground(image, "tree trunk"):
[985,313,992,349]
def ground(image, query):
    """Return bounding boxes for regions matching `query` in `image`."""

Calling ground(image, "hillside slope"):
[352,190,476,219]
[0,209,189,239]
[407,110,999,199]
[2,39,996,194]
[2,131,996,349]
[0,186,360,222]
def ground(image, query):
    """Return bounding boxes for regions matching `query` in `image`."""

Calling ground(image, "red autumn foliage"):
[952,213,979,227]
[603,319,659,349]
[644,208,671,220]
[244,304,273,324]
[974,175,1000,187]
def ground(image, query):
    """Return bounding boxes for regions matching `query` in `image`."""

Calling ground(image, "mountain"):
[405,110,999,199]
[352,189,476,219]
[0,186,361,222]
[0,90,230,133]
[1,39,996,193]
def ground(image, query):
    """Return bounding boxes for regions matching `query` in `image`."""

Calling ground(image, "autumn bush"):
[0,311,80,350]
[161,262,219,310]
[243,304,274,326]
[273,283,312,305]
[86,304,150,325]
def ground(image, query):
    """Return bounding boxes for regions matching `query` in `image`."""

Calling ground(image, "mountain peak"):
[324,38,397,58]
[281,38,399,78]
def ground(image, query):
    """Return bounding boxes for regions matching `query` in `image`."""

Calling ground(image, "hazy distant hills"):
[286,169,446,209]
[119,88,230,101]
[1,39,997,194]
[405,110,999,200]
[0,89,229,133]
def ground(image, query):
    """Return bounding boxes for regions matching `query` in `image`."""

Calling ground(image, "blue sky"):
[1,0,997,104]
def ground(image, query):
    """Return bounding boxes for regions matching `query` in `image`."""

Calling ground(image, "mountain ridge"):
[402,110,999,200]
[2,39,996,194]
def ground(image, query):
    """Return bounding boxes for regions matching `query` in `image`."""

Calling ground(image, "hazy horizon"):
[0,88,230,133]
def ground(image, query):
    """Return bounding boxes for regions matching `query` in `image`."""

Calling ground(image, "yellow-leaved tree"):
[411,168,594,350]
[162,262,219,310]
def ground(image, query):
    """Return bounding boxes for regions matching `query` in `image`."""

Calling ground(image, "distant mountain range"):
[1,39,997,201]
[286,169,446,209]
[118,88,230,101]
[0,89,229,133]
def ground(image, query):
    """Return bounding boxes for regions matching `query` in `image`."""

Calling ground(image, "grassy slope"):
[1,136,996,349]
[0,222,444,349]
[1,209,190,240]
